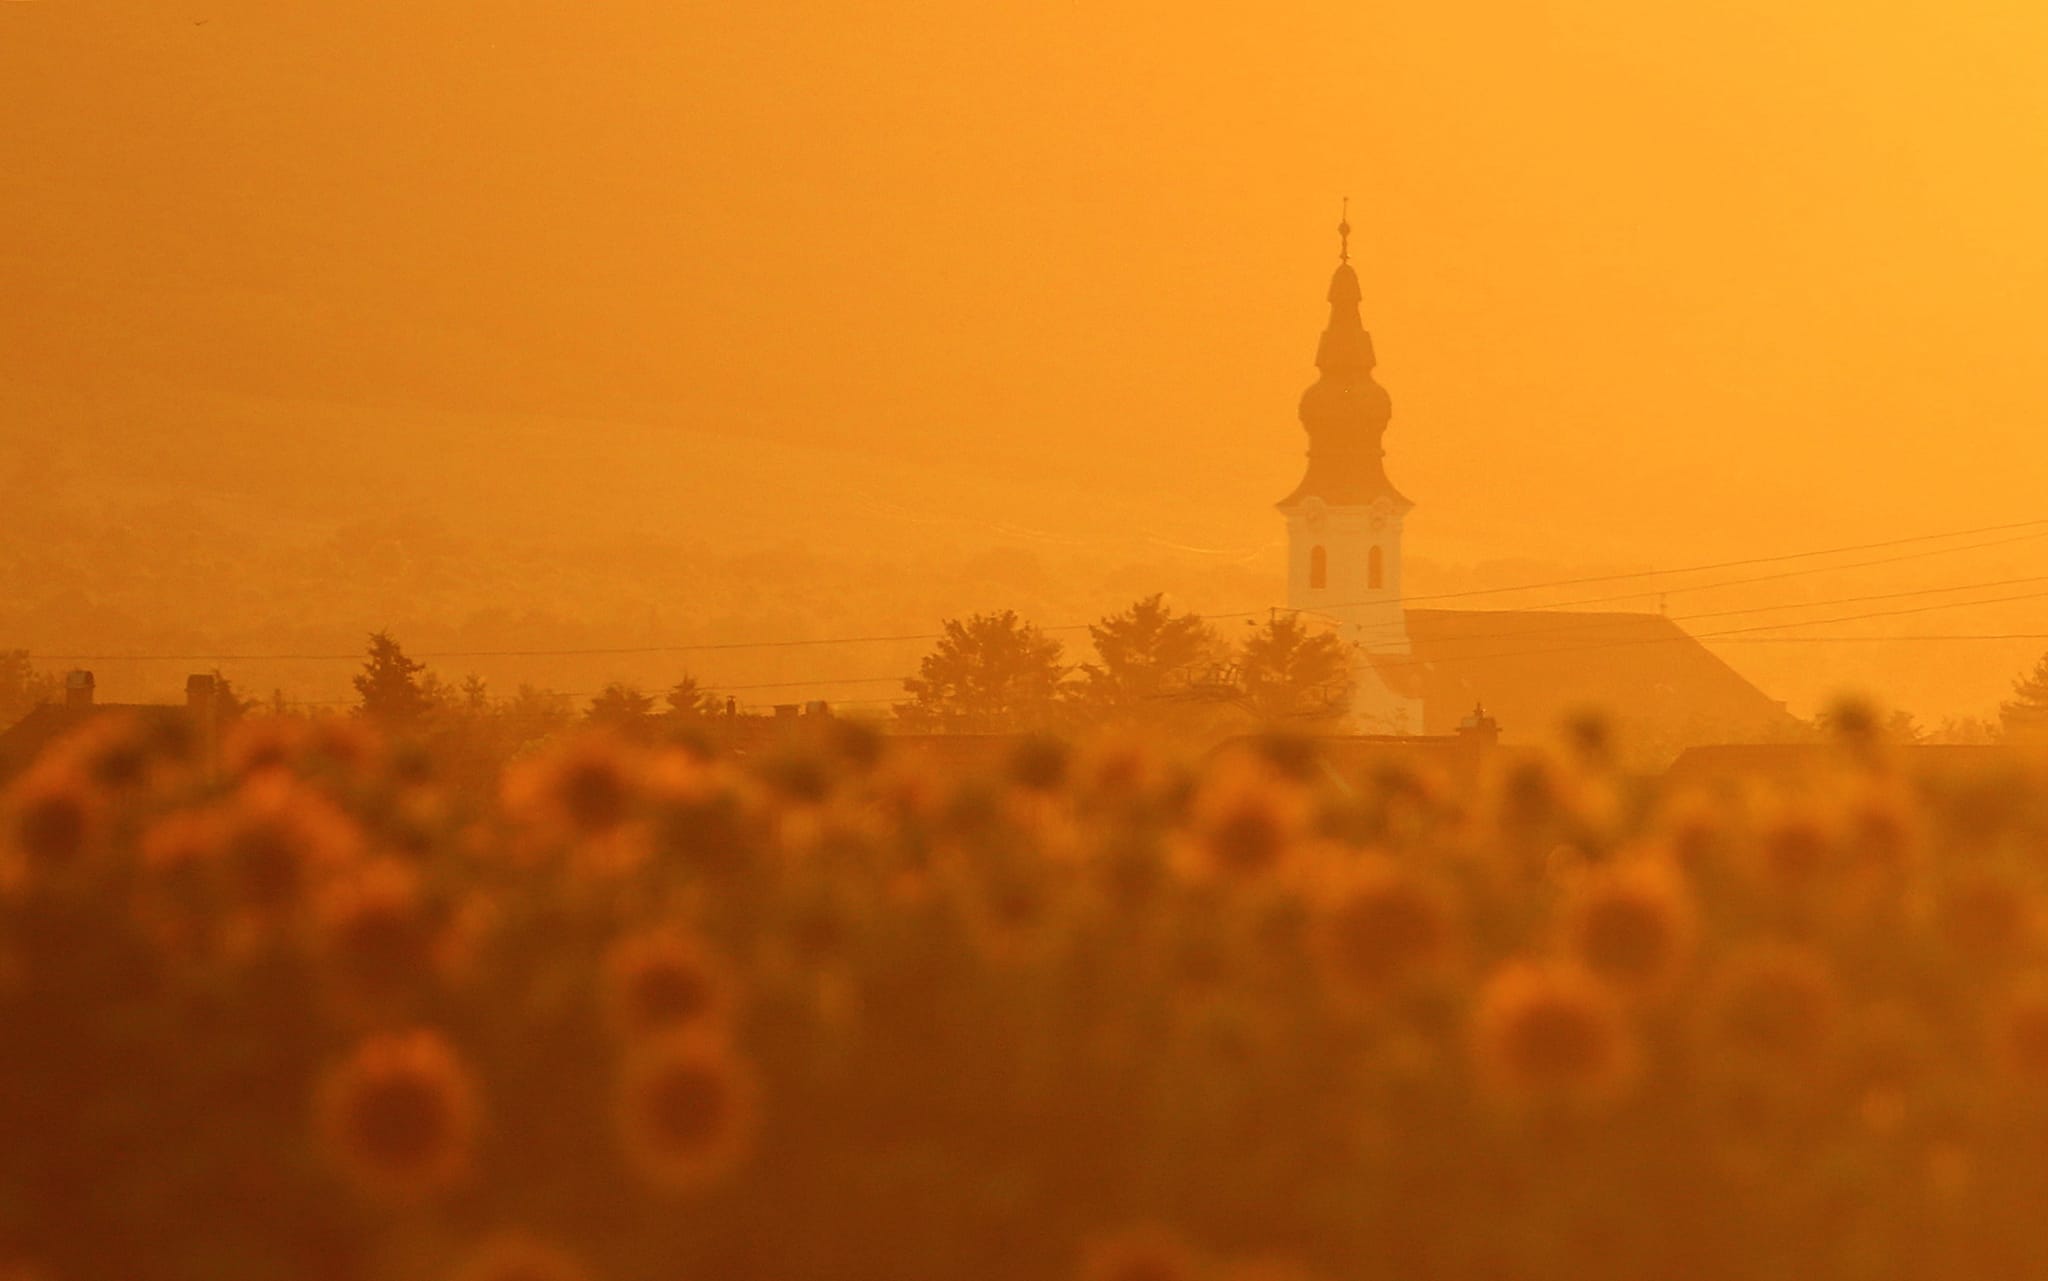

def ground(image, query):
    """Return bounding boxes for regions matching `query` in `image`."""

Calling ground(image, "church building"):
[1276,215,1793,746]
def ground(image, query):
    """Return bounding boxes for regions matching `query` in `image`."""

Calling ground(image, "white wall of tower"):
[1284,497,1412,655]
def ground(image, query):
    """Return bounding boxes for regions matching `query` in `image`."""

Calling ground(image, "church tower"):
[1276,209,1421,729]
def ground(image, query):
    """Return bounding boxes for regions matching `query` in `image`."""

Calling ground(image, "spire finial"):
[1338,197,1351,265]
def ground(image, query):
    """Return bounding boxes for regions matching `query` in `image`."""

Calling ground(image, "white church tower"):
[1275,209,1423,730]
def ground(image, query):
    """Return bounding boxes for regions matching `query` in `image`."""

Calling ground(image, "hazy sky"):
[5,2,2047,716]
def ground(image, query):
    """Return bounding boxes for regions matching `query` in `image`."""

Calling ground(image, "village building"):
[1277,215,1793,746]
[0,671,226,783]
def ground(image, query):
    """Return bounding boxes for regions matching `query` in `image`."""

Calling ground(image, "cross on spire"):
[1338,196,1351,265]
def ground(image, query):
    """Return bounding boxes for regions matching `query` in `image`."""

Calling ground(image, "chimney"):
[64,670,95,709]
[1456,702,1501,751]
[185,673,218,714]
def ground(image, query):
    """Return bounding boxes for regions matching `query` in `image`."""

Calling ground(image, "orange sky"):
[4,2,2047,718]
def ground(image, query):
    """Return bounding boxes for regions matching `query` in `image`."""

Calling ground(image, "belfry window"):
[1309,545,1327,590]
[1368,545,1384,590]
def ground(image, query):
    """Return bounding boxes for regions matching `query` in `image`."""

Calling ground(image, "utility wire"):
[28,515,2048,665]
[1294,573,2048,650]
[1356,586,2048,673]
[1323,527,2048,640]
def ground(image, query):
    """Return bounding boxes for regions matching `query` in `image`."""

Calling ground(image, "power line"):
[1713,634,2048,643]
[1384,515,2048,605]
[1296,573,2048,651]
[26,514,2048,665]
[1359,586,2048,673]
[1322,527,2048,639]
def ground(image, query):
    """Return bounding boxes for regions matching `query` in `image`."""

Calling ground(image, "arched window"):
[1308,545,1327,590]
[1368,545,1384,590]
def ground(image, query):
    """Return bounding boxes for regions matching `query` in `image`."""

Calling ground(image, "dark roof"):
[1401,609,1795,741]
[1666,742,2045,786]
[0,703,185,782]
[1287,734,1522,791]
[1277,263,1410,510]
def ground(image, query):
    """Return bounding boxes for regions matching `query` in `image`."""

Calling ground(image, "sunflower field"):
[5,711,2048,1281]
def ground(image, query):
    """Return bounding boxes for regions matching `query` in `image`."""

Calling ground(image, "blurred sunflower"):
[1846,1002,1935,1136]
[301,716,385,780]
[220,773,363,915]
[954,849,1069,966]
[1754,806,1839,900]
[1494,756,1577,834]
[223,715,311,779]
[1,762,104,879]
[1077,1223,1202,1281]
[1651,793,1730,877]
[1558,859,1697,1001]
[1175,758,1310,884]
[1311,856,1459,1000]
[1702,942,1840,1068]
[1991,983,2048,1089]
[1471,961,1638,1107]
[1073,732,1176,819]
[502,735,643,839]
[599,928,737,1044]
[315,860,442,1004]
[614,1036,760,1194]
[140,806,219,877]
[315,1029,480,1201]
[134,806,226,959]
[1934,868,2038,972]
[1220,1259,1330,1281]
[449,1231,592,1281]
[1843,784,1922,879]
[44,711,159,794]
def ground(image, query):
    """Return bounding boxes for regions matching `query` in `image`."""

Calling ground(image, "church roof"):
[1399,609,1795,740]
[1278,220,1411,510]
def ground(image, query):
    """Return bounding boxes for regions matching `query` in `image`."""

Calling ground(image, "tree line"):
[10,604,2048,743]
[340,596,1360,738]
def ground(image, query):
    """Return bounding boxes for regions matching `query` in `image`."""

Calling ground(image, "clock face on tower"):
[1302,497,1327,533]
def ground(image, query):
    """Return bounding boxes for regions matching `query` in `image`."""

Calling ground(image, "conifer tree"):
[665,676,723,721]
[352,631,435,726]
[587,683,657,729]
[1236,614,1354,726]
[2001,651,2048,742]
[900,611,1067,733]
[1078,594,1221,721]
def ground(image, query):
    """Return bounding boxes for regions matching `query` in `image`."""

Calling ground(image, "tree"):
[0,650,58,726]
[352,631,435,726]
[208,669,254,720]
[1882,709,1927,745]
[587,683,657,730]
[503,684,574,737]
[460,674,491,712]
[900,611,1068,733]
[1076,594,1221,723]
[1236,614,1354,726]
[665,676,724,722]
[2001,650,2048,743]
[1931,714,1998,745]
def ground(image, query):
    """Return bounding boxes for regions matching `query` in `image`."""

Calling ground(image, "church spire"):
[1277,215,1410,511]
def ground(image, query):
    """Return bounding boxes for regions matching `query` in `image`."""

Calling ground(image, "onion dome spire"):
[1277,203,1411,510]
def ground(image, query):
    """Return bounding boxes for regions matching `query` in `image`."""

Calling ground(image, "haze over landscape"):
[22,9,2048,1281]
[7,1,2048,724]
